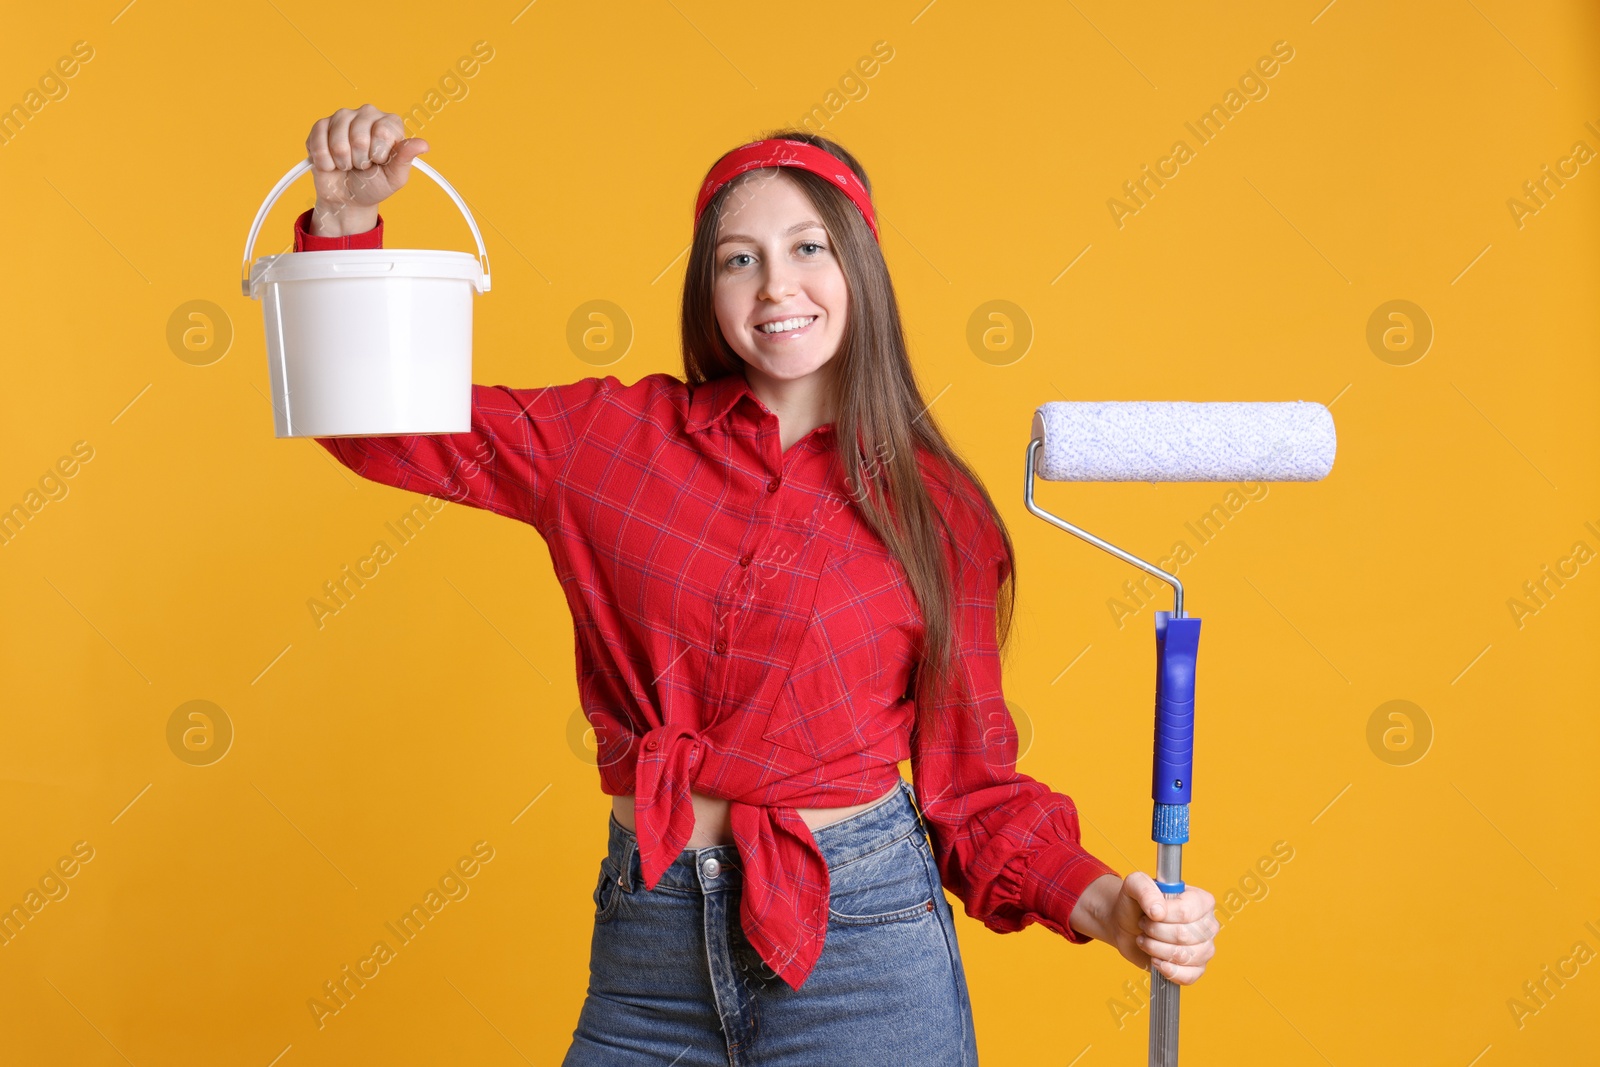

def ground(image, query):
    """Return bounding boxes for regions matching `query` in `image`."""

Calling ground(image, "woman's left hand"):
[1074,871,1219,985]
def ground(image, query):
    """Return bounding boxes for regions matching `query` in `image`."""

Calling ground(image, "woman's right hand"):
[304,104,429,237]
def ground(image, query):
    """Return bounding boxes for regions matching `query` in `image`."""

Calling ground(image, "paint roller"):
[1025,400,1336,1067]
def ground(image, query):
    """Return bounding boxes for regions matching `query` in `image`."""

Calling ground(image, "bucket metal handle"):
[240,157,492,297]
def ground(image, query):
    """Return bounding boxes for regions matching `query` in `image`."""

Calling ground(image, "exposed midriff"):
[611,783,900,848]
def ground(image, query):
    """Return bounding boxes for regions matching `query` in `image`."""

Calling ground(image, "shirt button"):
[739,554,752,567]
[702,857,721,879]
[644,737,658,751]
[714,639,728,654]
[767,478,781,493]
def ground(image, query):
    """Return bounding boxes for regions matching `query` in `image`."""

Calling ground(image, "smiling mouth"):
[755,315,818,338]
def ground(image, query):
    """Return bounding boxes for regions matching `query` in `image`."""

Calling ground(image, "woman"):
[294,104,1218,1065]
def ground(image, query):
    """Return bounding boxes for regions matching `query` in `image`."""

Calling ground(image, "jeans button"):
[702,857,721,879]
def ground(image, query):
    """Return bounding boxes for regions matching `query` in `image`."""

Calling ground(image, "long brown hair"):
[679,129,1016,743]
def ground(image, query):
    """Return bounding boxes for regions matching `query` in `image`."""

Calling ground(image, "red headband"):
[694,138,879,242]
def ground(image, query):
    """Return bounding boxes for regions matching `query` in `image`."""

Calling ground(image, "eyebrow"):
[716,220,826,246]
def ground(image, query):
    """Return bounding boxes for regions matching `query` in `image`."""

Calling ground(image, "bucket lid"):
[247,248,487,299]
[240,157,492,299]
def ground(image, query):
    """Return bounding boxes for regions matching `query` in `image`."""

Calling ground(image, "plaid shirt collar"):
[685,370,836,444]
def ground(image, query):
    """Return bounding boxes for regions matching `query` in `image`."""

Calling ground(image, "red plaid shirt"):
[293,210,1119,989]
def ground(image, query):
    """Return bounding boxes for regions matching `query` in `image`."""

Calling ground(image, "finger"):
[1173,886,1216,924]
[386,137,429,179]
[348,103,381,169]
[306,116,337,172]
[327,107,355,170]
[369,113,406,165]
[1150,956,1208,986]
[1138,918,1217,945]
[1138,935,1215,969]
[1144,886,1214,926]
[1123,871,1168,921]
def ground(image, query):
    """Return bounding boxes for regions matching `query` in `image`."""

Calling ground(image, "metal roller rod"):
[1024,439,1186,619]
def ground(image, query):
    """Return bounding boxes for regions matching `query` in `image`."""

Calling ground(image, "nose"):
[757,260,799,302]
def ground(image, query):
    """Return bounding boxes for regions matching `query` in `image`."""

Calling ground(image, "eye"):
[725,252,754,269]
[798,241,826,255]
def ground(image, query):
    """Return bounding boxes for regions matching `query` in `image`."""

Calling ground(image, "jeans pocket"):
[827,831,937,927]
[593,855,625,925]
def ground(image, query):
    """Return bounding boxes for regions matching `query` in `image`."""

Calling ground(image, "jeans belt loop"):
[619,835,636,893]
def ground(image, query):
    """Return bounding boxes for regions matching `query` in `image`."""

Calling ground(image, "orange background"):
[1,1,1596,1063]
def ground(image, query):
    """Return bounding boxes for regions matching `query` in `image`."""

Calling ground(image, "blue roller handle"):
[1151,611,1200,893]
[1153,611,1200,805]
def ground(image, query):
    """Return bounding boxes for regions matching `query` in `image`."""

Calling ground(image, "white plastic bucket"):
[239,158,492,438]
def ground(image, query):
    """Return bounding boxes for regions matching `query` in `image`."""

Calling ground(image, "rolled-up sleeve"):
[910,503,1120,944]
[293,207,385,251]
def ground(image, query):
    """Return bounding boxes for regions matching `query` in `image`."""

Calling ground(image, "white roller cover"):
[1030,401,1336,482]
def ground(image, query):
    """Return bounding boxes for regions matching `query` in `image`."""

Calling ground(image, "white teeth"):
[758,316,816,334]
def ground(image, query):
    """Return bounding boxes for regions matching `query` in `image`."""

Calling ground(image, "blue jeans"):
[562,778,980,1066]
